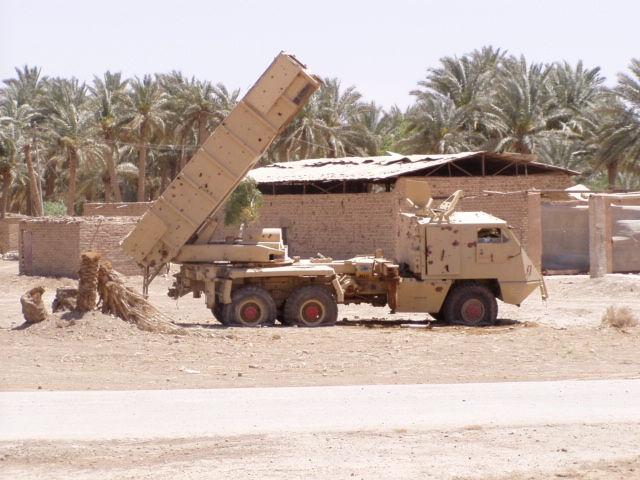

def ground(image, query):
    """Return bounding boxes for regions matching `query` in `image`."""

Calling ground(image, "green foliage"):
[1,49,640,217]
[43,200,66,216]
[224,179,263,226]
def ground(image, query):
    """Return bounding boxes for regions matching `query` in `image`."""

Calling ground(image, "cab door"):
[426,225,461,275]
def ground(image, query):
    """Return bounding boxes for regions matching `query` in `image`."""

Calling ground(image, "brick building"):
[215,151,576,269]
[19,216,141,277]
[0,214,28,253]
[83,202,153,217]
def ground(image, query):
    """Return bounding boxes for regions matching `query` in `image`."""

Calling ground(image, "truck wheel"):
[211,303,231,326]
[430,312,444,322]
[284,285,338,327]
[443,284,497,326]
[226,286,277,327]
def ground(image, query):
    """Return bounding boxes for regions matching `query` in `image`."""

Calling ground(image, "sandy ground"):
[2,424,640,479]
[2,259,640,479]
[1,259,640,391]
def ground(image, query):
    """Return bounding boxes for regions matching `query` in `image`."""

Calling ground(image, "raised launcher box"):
[122,53,321,272]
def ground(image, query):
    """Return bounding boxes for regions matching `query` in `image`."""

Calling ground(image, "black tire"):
[442,284,497,326]
[224,286,277,327]
[283,285,338,327]
[430,311,444,322]
[277,308,295,326]
[211,303,231,325]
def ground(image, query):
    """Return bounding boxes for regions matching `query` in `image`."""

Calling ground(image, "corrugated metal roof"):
[249,151,578,184]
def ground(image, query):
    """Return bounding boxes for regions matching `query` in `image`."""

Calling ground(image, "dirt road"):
[3,380,640,440]
[2,381,640,479]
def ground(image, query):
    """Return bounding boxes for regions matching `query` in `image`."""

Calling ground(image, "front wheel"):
[283,285,338,327]
[442,284,497,326]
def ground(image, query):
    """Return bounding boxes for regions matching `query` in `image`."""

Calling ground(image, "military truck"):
[123,53,546,327]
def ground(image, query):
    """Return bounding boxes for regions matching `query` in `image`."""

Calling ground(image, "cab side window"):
[478,228,504,244]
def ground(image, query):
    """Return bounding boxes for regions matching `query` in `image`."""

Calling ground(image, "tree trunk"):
[179,130,188,172]
[137,144,148,202]
[24,144,43,216]
[66,147,78,215]
[106,140,122,202]
[0,170,12,219]
[607,163,618,191]
[198,114,208,147]
[44,161,56,200]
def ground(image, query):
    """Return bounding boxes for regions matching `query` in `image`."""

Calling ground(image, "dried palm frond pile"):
[20,286,48,323]
[77,251,101,312]
[52,286,78,312]
[97,260,185,335]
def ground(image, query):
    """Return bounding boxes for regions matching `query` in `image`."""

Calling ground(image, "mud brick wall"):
[19,217,140,278]
[0,216,25,253]
[19,219,81,277]
[212,193,399,259]
[210,180,547,265]
[83,202,152,217]
[78,217,141,275]
[396,173,572,198]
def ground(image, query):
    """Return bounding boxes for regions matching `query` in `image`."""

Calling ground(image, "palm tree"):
[0,126,17,218]
[269,78,375,161]
[89,71,129,202]
[596,59,640,189]
[418,46,504,109]
[489,56,552,154]
[124,75,166,201]
[2,65,47,215]
[400,93,483,154]
[41,78,97,214]
[357,103,406,155]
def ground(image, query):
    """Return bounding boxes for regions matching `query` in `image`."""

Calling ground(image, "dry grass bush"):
[97,260,185,335]
[601,306,639,329]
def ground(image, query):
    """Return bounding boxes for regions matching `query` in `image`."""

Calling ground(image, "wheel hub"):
[302,302,323,322]
[240,302,261,322]
[461,299,485,323]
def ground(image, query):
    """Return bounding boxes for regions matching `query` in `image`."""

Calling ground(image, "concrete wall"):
[611,204,640,273]
[83,202,152,217]
[19,216,140,278]
[542,198,640,274]
[541,201,590,272]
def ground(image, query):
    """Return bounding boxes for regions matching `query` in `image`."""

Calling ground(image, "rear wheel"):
[284,285,338,327]
[224,286,276,327]
[442,284,497,326]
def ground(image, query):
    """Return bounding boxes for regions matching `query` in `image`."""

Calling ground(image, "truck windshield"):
[478,227,509,244]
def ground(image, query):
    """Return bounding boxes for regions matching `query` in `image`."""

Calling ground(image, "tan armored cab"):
[122,53,321,278]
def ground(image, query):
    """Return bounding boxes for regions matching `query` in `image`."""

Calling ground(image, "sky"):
[1,0,638,109]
